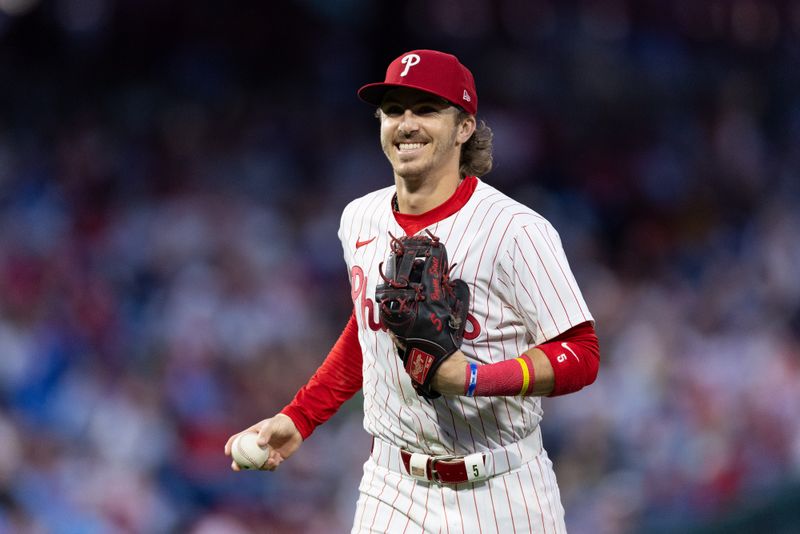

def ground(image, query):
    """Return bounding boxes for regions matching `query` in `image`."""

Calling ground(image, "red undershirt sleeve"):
[535,321,600,397]
[280,311,363,439]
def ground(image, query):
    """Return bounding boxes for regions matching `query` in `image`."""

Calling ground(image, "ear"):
[456,115,476,145]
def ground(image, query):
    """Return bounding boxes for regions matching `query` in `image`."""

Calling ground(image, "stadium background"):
[0,0,799,532]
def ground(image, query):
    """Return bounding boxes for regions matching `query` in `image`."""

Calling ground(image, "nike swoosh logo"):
[355,236,376,249]
[561,342,580,362]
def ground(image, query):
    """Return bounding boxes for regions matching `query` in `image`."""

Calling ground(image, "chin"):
[393,164,429,180]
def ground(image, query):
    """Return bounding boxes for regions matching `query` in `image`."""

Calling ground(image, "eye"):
[415,106,437,115]
[382,104,404,117]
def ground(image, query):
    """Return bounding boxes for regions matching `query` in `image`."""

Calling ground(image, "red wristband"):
[472,355,535,397]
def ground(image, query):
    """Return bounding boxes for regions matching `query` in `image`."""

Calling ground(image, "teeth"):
[398,143,425,151]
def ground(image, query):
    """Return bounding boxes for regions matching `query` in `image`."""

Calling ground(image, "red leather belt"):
[400,450,484,484]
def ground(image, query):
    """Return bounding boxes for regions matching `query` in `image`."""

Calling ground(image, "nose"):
[398,109,419,136]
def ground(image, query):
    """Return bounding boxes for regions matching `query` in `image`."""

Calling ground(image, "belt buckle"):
[428,454,459,485]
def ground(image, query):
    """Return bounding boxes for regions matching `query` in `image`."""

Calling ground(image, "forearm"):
[434,321,599,397]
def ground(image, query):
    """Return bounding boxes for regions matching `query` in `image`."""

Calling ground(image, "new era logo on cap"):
[358,49,478,115]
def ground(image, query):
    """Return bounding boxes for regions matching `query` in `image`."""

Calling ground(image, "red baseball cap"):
[358,50,478,115]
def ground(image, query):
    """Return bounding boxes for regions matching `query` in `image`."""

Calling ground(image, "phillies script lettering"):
[351,265,480,339]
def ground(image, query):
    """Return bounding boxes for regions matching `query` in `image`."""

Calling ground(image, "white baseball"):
[231,432,270,470]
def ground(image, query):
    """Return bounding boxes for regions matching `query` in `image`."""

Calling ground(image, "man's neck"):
[394,172,461,215]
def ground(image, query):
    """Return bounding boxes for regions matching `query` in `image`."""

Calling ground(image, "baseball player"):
[225,49,600,533]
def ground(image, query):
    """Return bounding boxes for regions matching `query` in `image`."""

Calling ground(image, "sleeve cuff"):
[280,405,314,440]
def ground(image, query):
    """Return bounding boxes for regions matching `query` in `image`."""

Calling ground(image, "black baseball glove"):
[375,231,470,399]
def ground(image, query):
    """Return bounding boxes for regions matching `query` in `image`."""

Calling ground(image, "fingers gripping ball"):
[375,231,470,399]
[232,432,270,470]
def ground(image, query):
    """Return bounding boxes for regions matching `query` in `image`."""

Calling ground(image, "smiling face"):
[378,88,474,182]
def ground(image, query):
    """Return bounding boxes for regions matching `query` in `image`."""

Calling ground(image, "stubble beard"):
[384,130,459,183]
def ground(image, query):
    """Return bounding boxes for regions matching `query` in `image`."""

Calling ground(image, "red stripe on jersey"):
[523,225,572,325]
[515,471,534,532]
[368,468,389,532]
[393,176,478,236]
[448,190,502,263]
[536,456,557,533]
[280,312,362,439]
[509,255,548,341]
[473,202,519,363]
[526,461,548,533]
[366,445,385,530]
[486,477,501,533]
[534,224,589,323]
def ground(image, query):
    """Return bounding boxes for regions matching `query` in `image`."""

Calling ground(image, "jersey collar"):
[392,176,478,236]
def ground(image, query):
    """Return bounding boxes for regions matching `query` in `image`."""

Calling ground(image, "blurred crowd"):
[1,1,799,532]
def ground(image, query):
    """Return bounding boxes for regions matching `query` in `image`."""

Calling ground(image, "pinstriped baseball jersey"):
[341,177,591,533]
[342,178,592,453]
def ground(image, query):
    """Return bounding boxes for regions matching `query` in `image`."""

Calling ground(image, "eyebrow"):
[381,94,451,108]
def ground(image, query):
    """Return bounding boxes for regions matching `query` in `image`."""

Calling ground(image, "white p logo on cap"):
[399,53,421,77]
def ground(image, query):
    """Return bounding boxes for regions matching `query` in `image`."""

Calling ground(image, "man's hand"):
[430,350,469,395]
[390,333,469,396]
[224,414,303,471]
